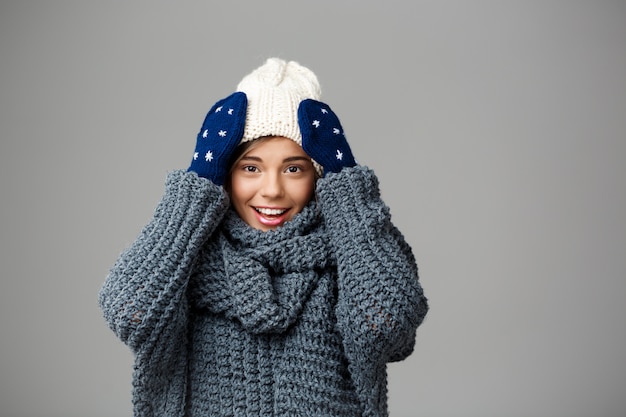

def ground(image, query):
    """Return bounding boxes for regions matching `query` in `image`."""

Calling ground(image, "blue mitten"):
[298,98,356,175]
[188,92,247,185]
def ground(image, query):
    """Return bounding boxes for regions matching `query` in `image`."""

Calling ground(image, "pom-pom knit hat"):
[236,58,324,175]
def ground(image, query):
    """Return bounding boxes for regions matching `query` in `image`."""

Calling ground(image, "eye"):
[242,165,258,173]
[285,165,303,174]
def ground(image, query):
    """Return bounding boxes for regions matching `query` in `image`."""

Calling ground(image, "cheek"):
[289,180,315,206]
[229,177,254,206]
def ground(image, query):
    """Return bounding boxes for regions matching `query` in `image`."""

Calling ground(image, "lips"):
[253,206,290,228]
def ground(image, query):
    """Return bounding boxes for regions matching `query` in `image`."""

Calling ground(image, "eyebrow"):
[240,155,311,163]
[284,156,312,163]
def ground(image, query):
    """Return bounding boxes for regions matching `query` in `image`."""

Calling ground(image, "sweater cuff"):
[154,170,230,243]
[163,169,229,211]
[316,165,388,235]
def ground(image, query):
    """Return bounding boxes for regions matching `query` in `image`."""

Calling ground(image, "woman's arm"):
[318,165,428,412]
[317,166,428,363]
[98,170,230,354]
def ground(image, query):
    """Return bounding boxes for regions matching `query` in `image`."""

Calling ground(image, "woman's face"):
[229,136,316,231]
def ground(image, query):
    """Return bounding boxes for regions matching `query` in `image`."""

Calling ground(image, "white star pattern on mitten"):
[189,91,247,183]
[298,98,356,175]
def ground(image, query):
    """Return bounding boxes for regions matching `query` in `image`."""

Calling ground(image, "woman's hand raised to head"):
[188,92,247,185]
[298,99,356,176]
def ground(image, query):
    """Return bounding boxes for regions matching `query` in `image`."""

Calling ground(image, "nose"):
[260,172,284,198]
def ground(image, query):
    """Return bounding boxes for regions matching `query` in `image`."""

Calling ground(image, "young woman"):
[99,58,428,417]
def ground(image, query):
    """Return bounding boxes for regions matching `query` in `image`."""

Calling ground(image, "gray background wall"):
[1,1,625,416]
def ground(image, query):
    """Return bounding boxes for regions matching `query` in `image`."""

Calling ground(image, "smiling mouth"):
[254,207,288,216]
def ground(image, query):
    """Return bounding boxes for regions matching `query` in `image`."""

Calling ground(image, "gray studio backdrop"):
[1,1,625,416]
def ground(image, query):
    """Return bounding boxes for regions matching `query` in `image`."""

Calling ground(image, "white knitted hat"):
[236,58,321,145]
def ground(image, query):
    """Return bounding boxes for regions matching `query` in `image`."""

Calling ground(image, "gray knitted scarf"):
[189,202,334,334]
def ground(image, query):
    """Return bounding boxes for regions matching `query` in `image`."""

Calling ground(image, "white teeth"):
[256,207,286,216]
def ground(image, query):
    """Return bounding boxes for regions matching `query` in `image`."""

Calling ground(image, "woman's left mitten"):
[188,92,247,185]
[298,98,356,175]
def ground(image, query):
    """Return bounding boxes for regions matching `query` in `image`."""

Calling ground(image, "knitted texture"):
[299,98,356,175]
[236,58,324,176]
[188,92,247,185]
[236,58,321,145]
[99,167,428,416]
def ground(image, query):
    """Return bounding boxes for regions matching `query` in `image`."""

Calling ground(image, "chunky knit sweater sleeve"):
[316,165,428,410]
[98,170,229,354]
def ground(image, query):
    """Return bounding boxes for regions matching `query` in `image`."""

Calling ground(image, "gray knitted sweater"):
[99,166,428,417]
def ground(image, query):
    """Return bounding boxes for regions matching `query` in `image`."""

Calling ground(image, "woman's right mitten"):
[188,92,247,185]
